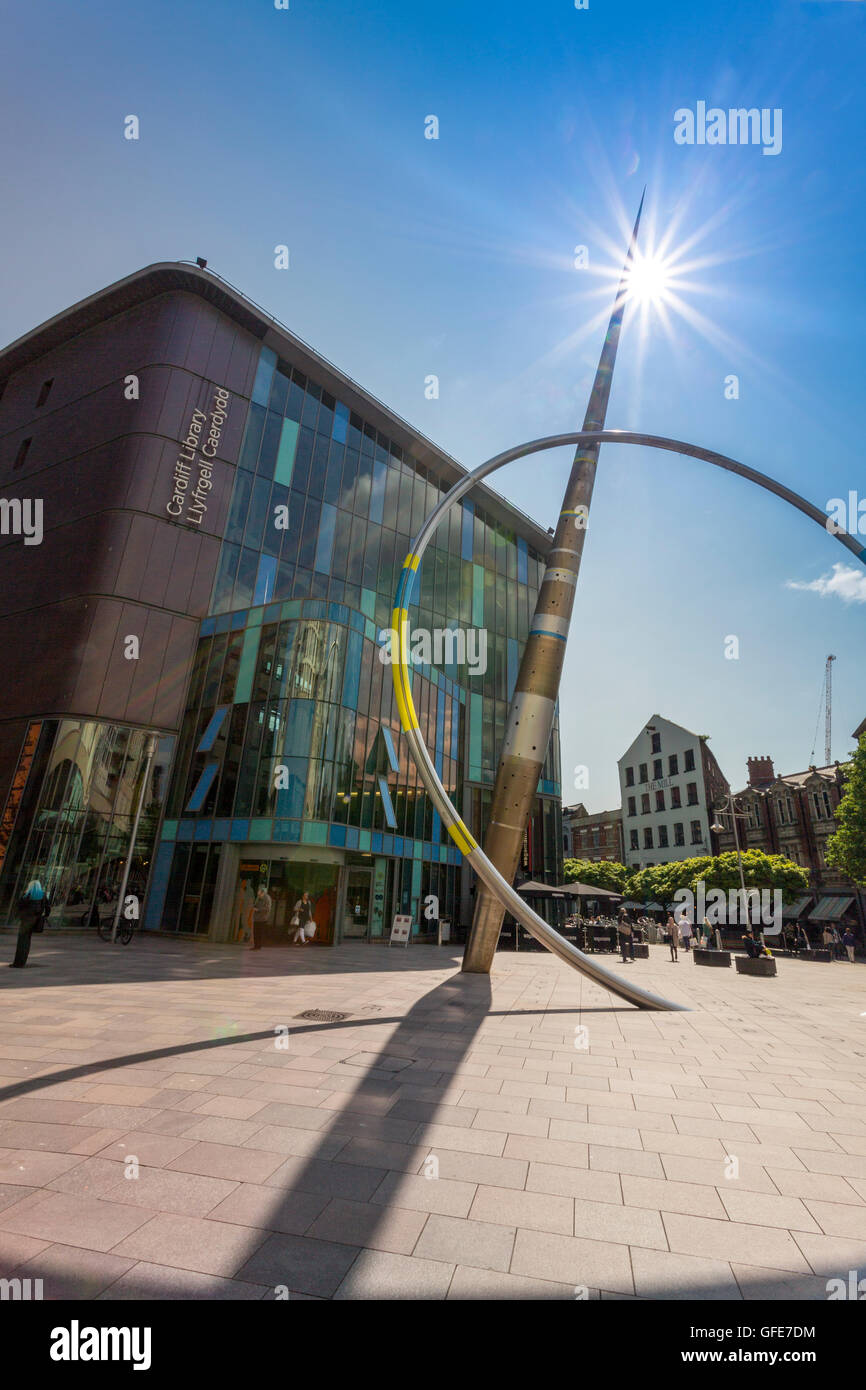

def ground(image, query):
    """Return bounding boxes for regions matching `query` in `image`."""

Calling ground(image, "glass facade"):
[0,719,172,930]
[0,336,562,946]
[148,344,562,942]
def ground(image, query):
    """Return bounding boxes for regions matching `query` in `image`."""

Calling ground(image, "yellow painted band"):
[391,606,419,732]
[403,553,420,571]
[448,820,478,855]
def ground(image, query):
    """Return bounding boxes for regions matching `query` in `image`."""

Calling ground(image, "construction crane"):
[811,655,836,766]
[824,654,836,765]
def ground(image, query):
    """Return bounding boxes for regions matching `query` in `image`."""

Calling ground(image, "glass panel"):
[225,470,253,546]
[314,502,337,574]
[274,418,299,486]
[251,348,276,406]
[253,554,277,606]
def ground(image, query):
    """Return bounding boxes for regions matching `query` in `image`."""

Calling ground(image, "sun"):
[625,251,671,306]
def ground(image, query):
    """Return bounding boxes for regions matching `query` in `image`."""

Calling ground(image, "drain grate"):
[295,1008,350,1023]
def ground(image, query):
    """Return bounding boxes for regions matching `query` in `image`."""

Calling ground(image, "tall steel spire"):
[463,193,645,973]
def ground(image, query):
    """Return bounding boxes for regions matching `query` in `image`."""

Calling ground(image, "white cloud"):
[787,562,866,604]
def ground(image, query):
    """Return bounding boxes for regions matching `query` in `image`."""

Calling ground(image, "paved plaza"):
[0,934,865,1300]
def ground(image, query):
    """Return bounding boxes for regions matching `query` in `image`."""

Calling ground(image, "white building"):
[618,715,730,870]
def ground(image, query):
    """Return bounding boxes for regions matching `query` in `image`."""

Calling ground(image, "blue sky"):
[2,0,864,809]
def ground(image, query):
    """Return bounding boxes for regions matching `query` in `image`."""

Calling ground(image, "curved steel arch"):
[389,431,864,1011]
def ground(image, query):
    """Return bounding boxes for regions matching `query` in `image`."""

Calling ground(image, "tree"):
[697,850,809,901]
[626,852,808,912]
[562,858,628,894]
[827,737,866,886]
[627,858,712,911]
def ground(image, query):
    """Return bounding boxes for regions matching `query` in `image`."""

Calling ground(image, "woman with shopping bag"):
[290,891,315,945]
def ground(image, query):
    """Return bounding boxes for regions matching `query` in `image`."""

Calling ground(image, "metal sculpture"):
[389,428,864,1011]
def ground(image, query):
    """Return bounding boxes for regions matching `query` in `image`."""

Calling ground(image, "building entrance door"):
[231,858,338,945]
[343,867,373,939]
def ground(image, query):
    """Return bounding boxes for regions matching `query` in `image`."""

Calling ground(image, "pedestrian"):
[822,925,835,959]
[617,907,635,963]
[680,914,693,953]
[666,913,680,962]
[290,890,314,945]
[10,880,48,969]
[250,884,272,950]
[701,915,713,949]
[742,930,761,959]
[842,927,856,963]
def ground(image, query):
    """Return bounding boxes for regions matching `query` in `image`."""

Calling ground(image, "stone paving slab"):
[1,932,866,1299]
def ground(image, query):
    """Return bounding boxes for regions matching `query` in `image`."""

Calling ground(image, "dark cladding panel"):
[227,327,261,405]
[1,382,134,491]
[0,285,261,738]
[130,364,183,438]
[114,513,162,604]
[189,534,222,614]
[207,312,247,386]
[164,294,200,375]
[121,434,187,518]
[0,601,90,719]
[0,512,126,615]
[155,365,203,442]
[181,303,219,378]
[71,600,127,716]
[126,519,181,611]
[151,617,201,729]
[0,295,181,424]
[163,527,208,614]
[124,606,176,726]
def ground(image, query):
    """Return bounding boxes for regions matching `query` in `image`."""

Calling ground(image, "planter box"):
[735,956,777,977]
[632,943,649,959]
[694,948,731,968]
[806,948,832,962]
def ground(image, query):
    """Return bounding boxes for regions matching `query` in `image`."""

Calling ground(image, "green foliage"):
[625,851,808,908]
[827,737,866,886]
[562,858,628,894]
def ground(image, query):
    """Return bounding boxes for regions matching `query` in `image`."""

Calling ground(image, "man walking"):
[666,912,680,962]
[617,907,635,963]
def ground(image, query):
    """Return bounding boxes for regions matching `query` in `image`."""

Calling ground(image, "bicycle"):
[95,910,136,944]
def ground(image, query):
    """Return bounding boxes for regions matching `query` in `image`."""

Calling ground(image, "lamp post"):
[710,793,758,946]
[111,735,157,943]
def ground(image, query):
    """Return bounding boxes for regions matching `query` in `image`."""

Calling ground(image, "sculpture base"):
[735,956,777,977]
[694,948,731,968]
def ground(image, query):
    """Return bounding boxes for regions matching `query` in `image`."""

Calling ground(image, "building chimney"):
[746,755,775,789]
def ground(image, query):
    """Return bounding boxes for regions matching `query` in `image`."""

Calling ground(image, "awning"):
[516,880,564,896]
[558,880,622,898]
[782,895,813,919]
[809,896,855,922]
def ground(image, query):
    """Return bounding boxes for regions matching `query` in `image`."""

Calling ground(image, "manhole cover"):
[295,1009,350,1023]
[342,1051,414,1072]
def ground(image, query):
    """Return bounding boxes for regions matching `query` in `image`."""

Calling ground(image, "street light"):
[710,793,758,944]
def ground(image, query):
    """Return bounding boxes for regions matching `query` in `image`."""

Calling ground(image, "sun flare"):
[625,251,671,305]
